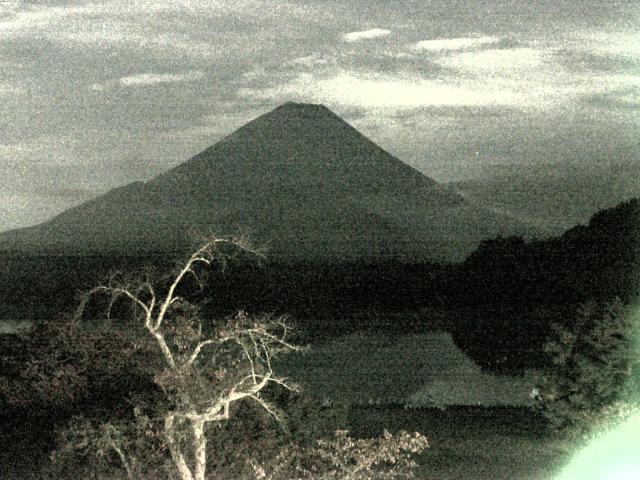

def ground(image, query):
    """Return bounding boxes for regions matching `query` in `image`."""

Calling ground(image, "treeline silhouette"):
[449,198,640,372]
[0,199,638,374]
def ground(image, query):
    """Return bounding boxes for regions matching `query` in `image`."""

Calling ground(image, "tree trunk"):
[165,415,195,480]
[193,419,207,480]
[110,441,134,480]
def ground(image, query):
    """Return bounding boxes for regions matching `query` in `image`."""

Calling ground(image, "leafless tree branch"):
[76,235,299,480]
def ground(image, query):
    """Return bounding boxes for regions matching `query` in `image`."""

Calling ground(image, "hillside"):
[0,103,537,262]
[451,161,640,235]
[449,198,640,373]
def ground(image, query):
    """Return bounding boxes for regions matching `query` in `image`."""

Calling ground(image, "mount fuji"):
[0,103,539,262]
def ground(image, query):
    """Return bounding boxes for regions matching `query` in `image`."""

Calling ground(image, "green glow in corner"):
[556,415,640,479]
[556,302,640,480]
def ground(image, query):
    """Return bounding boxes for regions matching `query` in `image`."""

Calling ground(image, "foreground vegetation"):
[0,310,635,478]
[1,199,638,478]
[1,237,432,479]
[2,403,575,480]
[349,405,571,480]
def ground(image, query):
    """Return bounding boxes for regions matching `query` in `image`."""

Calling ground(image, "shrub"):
[203,394,351,479]
[0,314,156,418]
[49,409,170,480]
[535,297,638,437]
[249,429,430,480]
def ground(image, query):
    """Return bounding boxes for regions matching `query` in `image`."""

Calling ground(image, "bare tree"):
[77,235,302,480]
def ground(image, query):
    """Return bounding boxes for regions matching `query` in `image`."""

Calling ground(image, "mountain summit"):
[0,103,534,261]
[152,101,448,202]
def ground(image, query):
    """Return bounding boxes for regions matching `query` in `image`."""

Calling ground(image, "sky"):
[0,0,639,232]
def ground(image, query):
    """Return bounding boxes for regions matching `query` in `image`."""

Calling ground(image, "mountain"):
[450,161,640,235]
[0,102,538,262]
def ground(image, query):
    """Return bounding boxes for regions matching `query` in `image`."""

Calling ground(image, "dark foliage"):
[534,297,638,436]
[460,198,640,307]
[451,198,640,372]
[0,316,161,476]
[1,199,638,379]
[448,304,571,373]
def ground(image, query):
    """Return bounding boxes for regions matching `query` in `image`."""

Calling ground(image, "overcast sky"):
[1,0,639,231]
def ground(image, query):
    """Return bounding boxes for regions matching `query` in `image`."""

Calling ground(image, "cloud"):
[0,3,250,61]
[0,1,324,62]
[0,3,220,59]
[119,71,205,86]
[431,44,640,110]
[586,86,640,110]
[437,47,546,76]
[238,72,520,108]
[0,143,32,156]
[599,74,640,90]
[413,36,498,51]
[555,49,639,74]
[91,71,205,91]
[289,54,333,68]
[583,31,640,60]
[0,83,26,95]
[343,28,391,42]
[0,4,87,37]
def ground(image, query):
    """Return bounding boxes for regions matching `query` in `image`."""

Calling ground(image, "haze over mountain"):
[451,161,640,235]
[0,103,540,262]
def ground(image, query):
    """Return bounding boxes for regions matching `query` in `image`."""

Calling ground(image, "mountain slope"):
[450,161,640,235]
[449,198,640,373]
[0,102,536,262]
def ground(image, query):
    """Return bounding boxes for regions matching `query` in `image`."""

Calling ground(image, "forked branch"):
[76,235,298,480]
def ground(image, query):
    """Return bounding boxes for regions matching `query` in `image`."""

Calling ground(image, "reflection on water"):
[277,331,537,407]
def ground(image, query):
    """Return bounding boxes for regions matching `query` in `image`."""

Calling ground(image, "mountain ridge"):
[0,102,537,262]
[450,161,640,235]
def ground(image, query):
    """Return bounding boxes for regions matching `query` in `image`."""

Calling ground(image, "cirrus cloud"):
[436,48,547,76]
[119,71,205,86]
[413,36,498,51]
[91,70,205,91]
[238,72,520,108]
[343,28,391,42]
